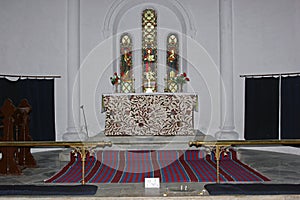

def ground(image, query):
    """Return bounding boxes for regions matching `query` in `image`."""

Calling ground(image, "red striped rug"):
[45,150,270,183]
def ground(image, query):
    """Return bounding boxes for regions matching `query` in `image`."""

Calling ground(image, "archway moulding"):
[102,0,196,39]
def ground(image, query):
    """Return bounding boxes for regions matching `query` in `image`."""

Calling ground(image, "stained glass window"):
[165,33,179,92]
[142,9,157,93]
[120,33,134,93]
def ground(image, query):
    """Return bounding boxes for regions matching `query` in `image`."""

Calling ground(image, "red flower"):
[173,72,190,84]
[110,72,120,85]
[121,72,125,77]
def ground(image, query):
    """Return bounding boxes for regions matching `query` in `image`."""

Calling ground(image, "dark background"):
[0,78,55,141]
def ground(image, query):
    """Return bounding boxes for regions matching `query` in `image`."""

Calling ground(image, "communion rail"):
[189,139,300,183]
[1,140,300,184]
[0,141,112,184]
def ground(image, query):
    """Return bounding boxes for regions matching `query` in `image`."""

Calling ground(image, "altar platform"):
[0,148,300,199]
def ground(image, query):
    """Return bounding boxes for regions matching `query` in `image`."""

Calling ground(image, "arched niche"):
[103,0,196,39]
[103,0,196,92]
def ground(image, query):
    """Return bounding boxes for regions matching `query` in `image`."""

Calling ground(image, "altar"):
[102,93,198,136]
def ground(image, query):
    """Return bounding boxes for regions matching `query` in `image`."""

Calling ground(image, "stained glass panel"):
[142,9,157,93]
[120,33,134,93]
[166,33,179,92]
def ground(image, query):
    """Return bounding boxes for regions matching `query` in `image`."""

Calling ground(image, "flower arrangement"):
[173,72,190,84]
[110,72,120,85]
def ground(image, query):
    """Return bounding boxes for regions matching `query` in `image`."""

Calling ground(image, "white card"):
[145,178,160,188]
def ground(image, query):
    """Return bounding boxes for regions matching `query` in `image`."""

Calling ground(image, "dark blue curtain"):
[244,77,279,140]
[0,78,55,141]
[281,76,300,139]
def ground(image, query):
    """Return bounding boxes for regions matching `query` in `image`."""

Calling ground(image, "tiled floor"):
[0,147,300,199]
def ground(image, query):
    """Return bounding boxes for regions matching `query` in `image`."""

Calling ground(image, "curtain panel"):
[281,76,300,139]
[0,78,55,141]
[244,77,279,140]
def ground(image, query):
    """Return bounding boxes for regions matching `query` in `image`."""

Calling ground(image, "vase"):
[178,83,183,93]
[114,84,119,93]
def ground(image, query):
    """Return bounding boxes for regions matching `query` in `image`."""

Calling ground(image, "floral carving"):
[103,94,197,136]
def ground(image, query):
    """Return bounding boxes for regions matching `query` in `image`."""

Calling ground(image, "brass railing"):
[1,140,299,184]
[189,139,300,183]
[0,141,112,184]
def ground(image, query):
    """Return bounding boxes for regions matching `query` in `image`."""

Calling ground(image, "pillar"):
[215,0,239,140]
[62,0,87,141]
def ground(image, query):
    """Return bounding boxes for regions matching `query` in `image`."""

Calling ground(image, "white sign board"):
[145,178,160,188]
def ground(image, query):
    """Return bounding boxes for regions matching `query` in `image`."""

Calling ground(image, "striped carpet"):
[45,150,270,183]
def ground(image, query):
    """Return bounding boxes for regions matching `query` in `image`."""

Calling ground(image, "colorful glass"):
[142,9,157,93]
[166,33,179,92]
[120,33,134,93]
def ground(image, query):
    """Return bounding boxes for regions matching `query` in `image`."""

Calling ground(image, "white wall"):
[79,0,221,137]
[0,0,68,140]
[0,0,299,141]
[233,0,300,137]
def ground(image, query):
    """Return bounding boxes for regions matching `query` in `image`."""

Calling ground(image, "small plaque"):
[145,178,160,188]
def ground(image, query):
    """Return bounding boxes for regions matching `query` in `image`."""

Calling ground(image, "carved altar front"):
[102,93,198,136]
